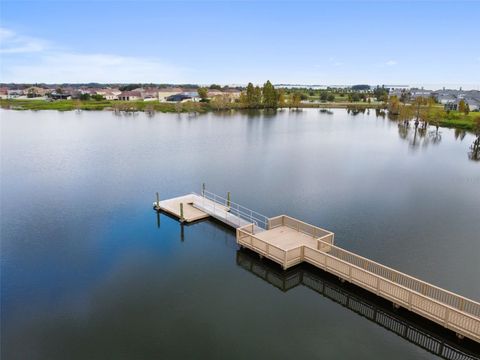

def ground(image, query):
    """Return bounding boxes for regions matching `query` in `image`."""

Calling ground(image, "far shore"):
[1,99,478,132]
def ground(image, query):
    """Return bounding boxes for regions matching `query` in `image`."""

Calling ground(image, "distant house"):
[166,93,192,102]
[142,89,160,101]
[207,90,224,98]
[118,91,142,101]
[466,98,480,111]
[50,91,72,100]
[207,89,241,102]
[410,89,432,99]
[166,91,200,102]
[444,102,457,111]
[0,88,8,99]
[7,89,24,98]
[96,89,120,100]
[437,94,457,105]
[223,88,242,100]
[158,88,183,102]
[25,86,48,97]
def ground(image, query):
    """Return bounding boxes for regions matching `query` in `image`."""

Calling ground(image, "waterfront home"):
[25,87,49,98]
[437,94,457,104]
[207,90,224,98]
[166,93,192,102]
[207,89,241,102]
[118,91,142,101]
[466,98,480,111]
[96,89,121,100]
[223,88,242,100]
[142,88,160,101]
[50,91,72,100]
[7,89,24,98]
[410,89,432,99]
[158,87,183,102]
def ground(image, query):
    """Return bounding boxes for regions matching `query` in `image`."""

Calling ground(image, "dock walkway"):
[153,189,480,343]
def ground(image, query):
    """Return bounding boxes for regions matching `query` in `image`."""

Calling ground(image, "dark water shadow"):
[236,248,480,360]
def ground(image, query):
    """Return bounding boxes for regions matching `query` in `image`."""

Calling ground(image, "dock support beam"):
[227,192,231,207]
[180,203,185,222]
[156,192,160,208]
[202,183,206,196]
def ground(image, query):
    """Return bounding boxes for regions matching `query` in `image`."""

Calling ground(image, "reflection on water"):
[397,120,442,149]
[2,108,479,360]
[469,136,480,161]
[237,249,480,360]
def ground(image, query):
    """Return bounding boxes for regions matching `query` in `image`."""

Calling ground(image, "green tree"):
[91,94,105,101]
[388,96,400,115]
[327,94,335,102]
[290,93,302,109]
[320,92,328,102]
[197,87,208,102]
[278,89,286,107]
[262,80,278,108]
[246,82,256,108]
[458,99,466,113]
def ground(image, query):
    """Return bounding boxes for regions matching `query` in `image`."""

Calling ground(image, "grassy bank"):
[434,111,480,131]
[1,98,385,112]
[0,99,211,112]
[2,99,479,132]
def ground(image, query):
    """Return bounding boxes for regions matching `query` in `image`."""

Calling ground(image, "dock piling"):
[202,183,206,196]
[180,202,185,222]
[227,192,231,207]
[156,192,160,207]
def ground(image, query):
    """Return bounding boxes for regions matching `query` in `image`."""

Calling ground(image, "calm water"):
[1,109,479,359]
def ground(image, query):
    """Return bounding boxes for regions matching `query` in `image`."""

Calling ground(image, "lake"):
[1,108,479,359]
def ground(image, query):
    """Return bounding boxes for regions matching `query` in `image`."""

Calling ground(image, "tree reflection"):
[454,129,467,141]
[397,120,442,149]
[469,136,480,161]
[346,107,366,116]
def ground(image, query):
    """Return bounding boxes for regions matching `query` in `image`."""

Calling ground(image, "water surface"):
[1,109,479,359]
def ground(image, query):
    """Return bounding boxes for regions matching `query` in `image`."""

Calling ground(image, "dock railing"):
[306,237,480,342]
[268,215,335,248]
[237,224,480,342]
[196,190,269,230]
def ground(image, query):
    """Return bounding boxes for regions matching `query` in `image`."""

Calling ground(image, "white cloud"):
[0,27,48,54]
[386,60,398,66]
[3,52,188,83]
[0,27,189,83]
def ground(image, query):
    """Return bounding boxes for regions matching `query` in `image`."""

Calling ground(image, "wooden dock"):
[153,189,480,343]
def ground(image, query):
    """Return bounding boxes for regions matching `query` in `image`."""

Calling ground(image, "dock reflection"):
[236,248,480,360]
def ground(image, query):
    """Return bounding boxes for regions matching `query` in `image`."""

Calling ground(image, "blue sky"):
[1,0,479,89]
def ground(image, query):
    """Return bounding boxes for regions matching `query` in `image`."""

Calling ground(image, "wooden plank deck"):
[153,194,209,222]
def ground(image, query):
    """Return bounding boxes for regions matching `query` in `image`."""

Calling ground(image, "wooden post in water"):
[180,203,185,222]
[156,192,160,207]
[202,183,206,196]
[227,192,231,207]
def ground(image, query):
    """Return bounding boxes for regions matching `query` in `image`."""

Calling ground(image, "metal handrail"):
[196,189,269,229]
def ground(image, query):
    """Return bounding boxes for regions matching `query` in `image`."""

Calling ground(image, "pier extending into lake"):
[153,189,480,343]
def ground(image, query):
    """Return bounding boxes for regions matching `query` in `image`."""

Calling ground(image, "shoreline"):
[1,99,478,131]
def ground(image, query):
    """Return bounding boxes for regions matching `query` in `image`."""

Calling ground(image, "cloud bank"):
[0,27,188,83]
